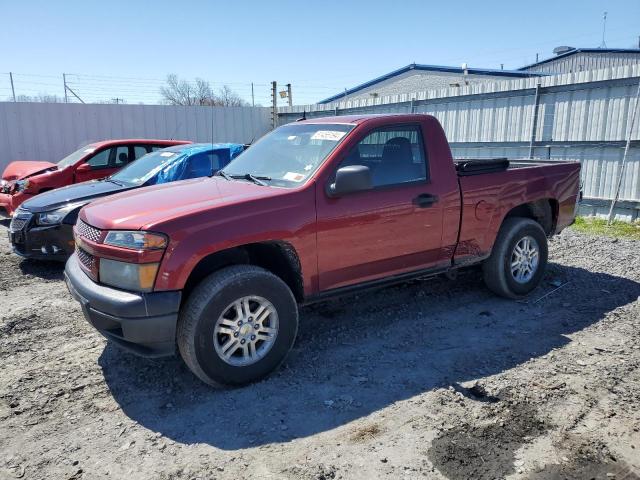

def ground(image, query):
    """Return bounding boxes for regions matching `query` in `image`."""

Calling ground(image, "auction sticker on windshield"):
[160,152,176,157]
[311,130,347,141]
[283,172,305,182]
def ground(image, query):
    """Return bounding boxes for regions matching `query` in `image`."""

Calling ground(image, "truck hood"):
[20,179,132,213]
[2,161,58,181]
[82,177,286,230]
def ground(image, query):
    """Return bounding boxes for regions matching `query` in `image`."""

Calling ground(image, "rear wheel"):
[177,265,298,386]
[482,217,548,299]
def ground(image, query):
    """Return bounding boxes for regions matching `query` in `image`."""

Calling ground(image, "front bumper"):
[0,192,32,217]
[10,222,75,261]
[64,254,182,357]
[0,193,13,218]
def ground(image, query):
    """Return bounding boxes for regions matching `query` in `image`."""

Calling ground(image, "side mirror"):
[76,163,92,173]
[328,165,372,197]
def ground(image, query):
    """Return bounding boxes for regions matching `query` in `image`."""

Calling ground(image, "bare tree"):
[194,78,214,105]
[160,74,248,106]
[160,74,196,105]
[213,85,249,107]
[14,93,64,103]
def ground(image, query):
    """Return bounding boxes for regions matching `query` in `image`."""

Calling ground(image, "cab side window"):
[340,125,428,188]
[86,149,111,169]
[114,146,131,167]
[184,152,213,179]
[133,145,150,160]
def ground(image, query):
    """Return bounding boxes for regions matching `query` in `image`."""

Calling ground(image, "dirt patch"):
[428,394,548,479]
[527,438,640,480]
[349,422,383,442]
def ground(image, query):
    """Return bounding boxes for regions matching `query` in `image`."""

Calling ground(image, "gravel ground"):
[1,221,639,480]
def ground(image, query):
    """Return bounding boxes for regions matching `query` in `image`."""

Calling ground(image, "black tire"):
[177,265,298,387]
[482,217,548,299]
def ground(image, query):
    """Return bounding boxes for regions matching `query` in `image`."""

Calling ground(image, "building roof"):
[319,63,544,104]
[297,113,435,125]
[518,48,640,70]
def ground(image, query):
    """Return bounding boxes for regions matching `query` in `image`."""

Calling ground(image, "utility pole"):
[286,83,292,107]
[600,11,608,48]
[251,82,255,107]
[62,73,85,104]
[528,82,542,159]
[271,81,277,129]
[608,78,640,224]
[9,72,16,102]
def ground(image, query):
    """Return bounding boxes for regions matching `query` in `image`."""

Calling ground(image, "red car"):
[0,139,190,217]
[65,114,581,386]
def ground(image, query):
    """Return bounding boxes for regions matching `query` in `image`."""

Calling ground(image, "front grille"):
[9,211,31,232]
[76,246,95,271]
[9,218,27,231]
[76,219,102,243]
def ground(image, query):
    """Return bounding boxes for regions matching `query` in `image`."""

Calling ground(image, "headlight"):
[15,180,30,192]
[99,258,159,292]
[104,231,167,250]
[36,203,82,226]
[37,211,66,225]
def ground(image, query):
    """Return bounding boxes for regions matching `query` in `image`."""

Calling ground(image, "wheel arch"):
[182,241,304,304]
[503,198,558,236]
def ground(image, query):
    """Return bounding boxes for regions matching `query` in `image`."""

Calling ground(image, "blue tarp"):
[150,143,244,185]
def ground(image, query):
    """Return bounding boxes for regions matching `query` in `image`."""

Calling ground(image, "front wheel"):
[482,217,548,299]
[177,265,298,387]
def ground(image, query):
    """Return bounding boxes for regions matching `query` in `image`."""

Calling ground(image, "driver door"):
[74,147,121,183]
[315,124,448,291]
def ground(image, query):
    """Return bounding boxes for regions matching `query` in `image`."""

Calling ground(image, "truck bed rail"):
[454,158,510,176]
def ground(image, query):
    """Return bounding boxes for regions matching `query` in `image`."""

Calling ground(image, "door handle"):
[413,193,439,208]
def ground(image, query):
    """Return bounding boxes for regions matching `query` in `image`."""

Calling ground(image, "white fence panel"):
[0,103,271,170]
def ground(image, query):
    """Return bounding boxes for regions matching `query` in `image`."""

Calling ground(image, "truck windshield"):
[57,145,99,169]
[109,148,188,186]
[222,123,354,187]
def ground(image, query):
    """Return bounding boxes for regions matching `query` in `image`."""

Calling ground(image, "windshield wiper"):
[216,170,233,181]
[229,173,272,186]
[106,178,125,186]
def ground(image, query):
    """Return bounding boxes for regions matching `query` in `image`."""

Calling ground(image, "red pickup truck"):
[0,139,189,217]
[64,114,581,387]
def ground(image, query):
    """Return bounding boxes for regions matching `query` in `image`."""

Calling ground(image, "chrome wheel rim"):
[510,235,540,284]
[213,296,279,367]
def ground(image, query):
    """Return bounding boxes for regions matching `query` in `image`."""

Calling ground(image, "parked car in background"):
[64,114,580,387]
[0,139,190,217]
[9,143,244,260]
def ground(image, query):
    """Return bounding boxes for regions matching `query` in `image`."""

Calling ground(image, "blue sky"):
[1,0,638,105]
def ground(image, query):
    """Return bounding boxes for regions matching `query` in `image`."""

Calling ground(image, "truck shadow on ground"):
[17,258,65,281]
[98,263,640,450]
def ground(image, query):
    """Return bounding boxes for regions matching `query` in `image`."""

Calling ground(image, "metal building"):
[519,47,640,74]
[319,64,543,104]
[279,64,640,221]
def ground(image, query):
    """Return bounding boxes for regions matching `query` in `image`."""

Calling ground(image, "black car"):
[8,143,244,260]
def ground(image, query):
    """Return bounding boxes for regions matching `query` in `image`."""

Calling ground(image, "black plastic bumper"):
[11,223,75,261]
[64,254,181,357]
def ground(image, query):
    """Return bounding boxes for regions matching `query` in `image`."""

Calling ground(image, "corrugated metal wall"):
[278,64,640,219]
[0,103,271,170]
[522,51,640,74]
